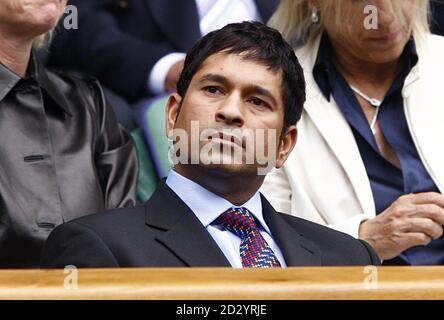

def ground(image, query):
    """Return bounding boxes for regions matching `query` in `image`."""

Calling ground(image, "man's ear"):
[166,93,182,139]
[276,125,297,169]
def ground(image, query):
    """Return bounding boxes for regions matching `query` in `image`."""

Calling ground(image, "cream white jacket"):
[261,34,444,239]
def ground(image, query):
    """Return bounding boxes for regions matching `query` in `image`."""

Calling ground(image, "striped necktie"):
[213,207,281,268]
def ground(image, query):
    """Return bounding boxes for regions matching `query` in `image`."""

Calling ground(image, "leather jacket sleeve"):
[80,76,139,209]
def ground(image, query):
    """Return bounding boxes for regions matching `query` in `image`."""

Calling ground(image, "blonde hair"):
[269,0,430,46]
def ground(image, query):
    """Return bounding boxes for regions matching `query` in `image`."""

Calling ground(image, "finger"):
[409,192,444,209]
[410,204,444,225]
[404,218,443,240]
[402,232,433,249]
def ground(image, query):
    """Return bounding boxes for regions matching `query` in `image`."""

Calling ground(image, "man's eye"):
[249,97,267,108]
[204,86,222,95]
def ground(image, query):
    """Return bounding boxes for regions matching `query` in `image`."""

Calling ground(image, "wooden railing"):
[1,267,444,299]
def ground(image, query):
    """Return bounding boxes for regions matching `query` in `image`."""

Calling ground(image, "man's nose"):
[215,94,245,127]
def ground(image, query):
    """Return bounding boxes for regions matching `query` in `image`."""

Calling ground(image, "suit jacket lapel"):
[145,181,230,267]
[145,181,322,266]
[403,63,444,193]
[145,0,201,51]
[261,195,321,266]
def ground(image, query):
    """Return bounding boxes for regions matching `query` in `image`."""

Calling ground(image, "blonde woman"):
[0,0,138,267]
[262,0,444,265]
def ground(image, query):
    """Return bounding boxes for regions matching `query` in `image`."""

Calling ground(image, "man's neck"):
[0,31,32,77]
[174,165,264,206]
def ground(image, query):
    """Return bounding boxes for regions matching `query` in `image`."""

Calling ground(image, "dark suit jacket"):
[41,181,380,268]
[432,0,444,36]
[49,0,279,102]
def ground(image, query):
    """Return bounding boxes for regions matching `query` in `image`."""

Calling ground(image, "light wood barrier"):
[1,267,444,299]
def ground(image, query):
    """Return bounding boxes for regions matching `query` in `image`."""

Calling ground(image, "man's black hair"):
[177,21,306,129]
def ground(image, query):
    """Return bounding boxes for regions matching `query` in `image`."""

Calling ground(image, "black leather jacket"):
[0,53,138,268]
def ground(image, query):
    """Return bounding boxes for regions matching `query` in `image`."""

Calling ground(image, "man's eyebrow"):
[198,73,229,86]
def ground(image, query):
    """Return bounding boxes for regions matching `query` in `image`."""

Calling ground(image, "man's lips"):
[209,132,244,148]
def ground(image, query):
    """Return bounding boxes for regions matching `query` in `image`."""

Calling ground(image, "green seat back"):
[141,96,172,178]
[130,128,158,203]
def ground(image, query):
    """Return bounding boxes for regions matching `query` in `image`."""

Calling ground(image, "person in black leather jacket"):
[0,0,138,268]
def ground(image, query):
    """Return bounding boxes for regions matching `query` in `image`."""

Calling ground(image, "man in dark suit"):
[41,22,380,268]
[49,0,279,102]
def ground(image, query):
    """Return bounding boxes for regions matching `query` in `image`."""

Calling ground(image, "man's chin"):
[199,163,259,177]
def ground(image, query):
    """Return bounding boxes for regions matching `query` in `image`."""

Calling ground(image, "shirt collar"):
[312,33,336,102]
[313,32,419,102]
[0,61,20,102]
[165,169,270,234]
[397,38,419,81]
[0,51,72,116]
[31,52,73,116]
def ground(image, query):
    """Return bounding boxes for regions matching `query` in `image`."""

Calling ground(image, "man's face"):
[0,0,67,37]
[166,52,297,178]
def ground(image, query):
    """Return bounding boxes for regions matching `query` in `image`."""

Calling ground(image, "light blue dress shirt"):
[165,170,286,268]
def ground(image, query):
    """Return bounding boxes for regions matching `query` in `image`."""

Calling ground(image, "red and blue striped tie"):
[213,207,281,268]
